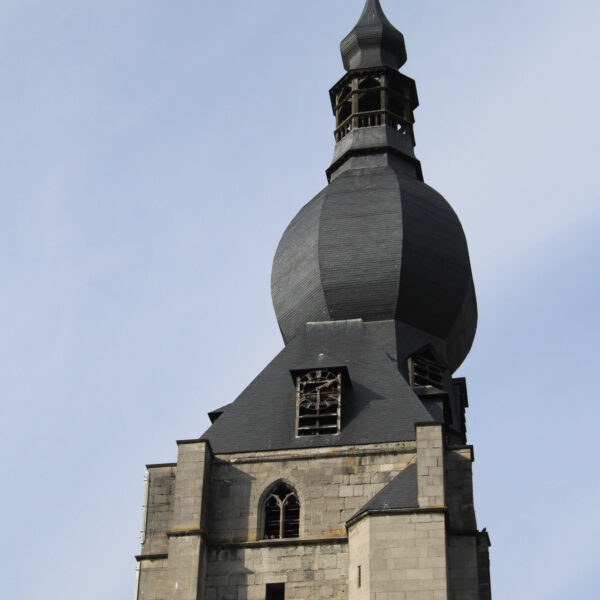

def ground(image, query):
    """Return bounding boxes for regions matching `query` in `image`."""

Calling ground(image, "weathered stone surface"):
[349,512,448,600]
[137,558,169,600]
[206,543,348,600]
[141,465,176,557]
[416,424,445,508]
[208,444,416,544]
[167,440,212,600]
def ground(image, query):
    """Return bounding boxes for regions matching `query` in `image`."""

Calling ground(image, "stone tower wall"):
[137,464,176,600]
[348,513,449,600]
[208,443,417,544]
[206,542,348,600]
[445,445,488,600]
[204,442,416,600]
[136,427,490,600]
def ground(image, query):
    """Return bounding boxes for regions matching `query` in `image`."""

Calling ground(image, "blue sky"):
[1,1,599,598]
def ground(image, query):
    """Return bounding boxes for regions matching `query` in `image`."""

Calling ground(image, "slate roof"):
[350,462,418,523]
[201,319,433,454]
[271,163,477,371]
[202,0,477,455]
[340,0,407,71]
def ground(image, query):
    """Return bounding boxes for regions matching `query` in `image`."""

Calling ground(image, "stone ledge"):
[176,438,212,447]
[135,553,168,562]
[446,444,475,461]
[216,442,416,464]
[210,536,348,549]
[167,528,204,538]
[347,506,447,528]
[415,421,445,429]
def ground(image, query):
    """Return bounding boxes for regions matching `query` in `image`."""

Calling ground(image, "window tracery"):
[263,483,300,539]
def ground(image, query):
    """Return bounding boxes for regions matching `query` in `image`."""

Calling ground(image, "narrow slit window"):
[358,565,362,588]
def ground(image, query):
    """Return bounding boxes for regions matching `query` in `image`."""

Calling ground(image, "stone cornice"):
[346,505,447,529]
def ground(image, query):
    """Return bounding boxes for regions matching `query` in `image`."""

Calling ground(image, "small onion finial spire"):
[340,0,407,71]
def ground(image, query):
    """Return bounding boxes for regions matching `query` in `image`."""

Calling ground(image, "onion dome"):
[271,165,477,371]
[271,0,477,371]
[341,0,407,71]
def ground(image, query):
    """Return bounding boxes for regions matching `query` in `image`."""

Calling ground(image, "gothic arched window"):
[263,483,300,539]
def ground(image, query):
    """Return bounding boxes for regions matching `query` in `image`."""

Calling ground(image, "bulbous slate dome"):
[271,164,477,371]
[271,0,477,372]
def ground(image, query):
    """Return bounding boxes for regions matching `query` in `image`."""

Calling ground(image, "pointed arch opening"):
[338,100,352,126]
[358,75,380,90]
[337,85,352,104]
[358,90,380,113]
[262,482,300,539]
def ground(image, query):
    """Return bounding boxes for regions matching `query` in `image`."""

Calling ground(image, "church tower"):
[135,2,492,599]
